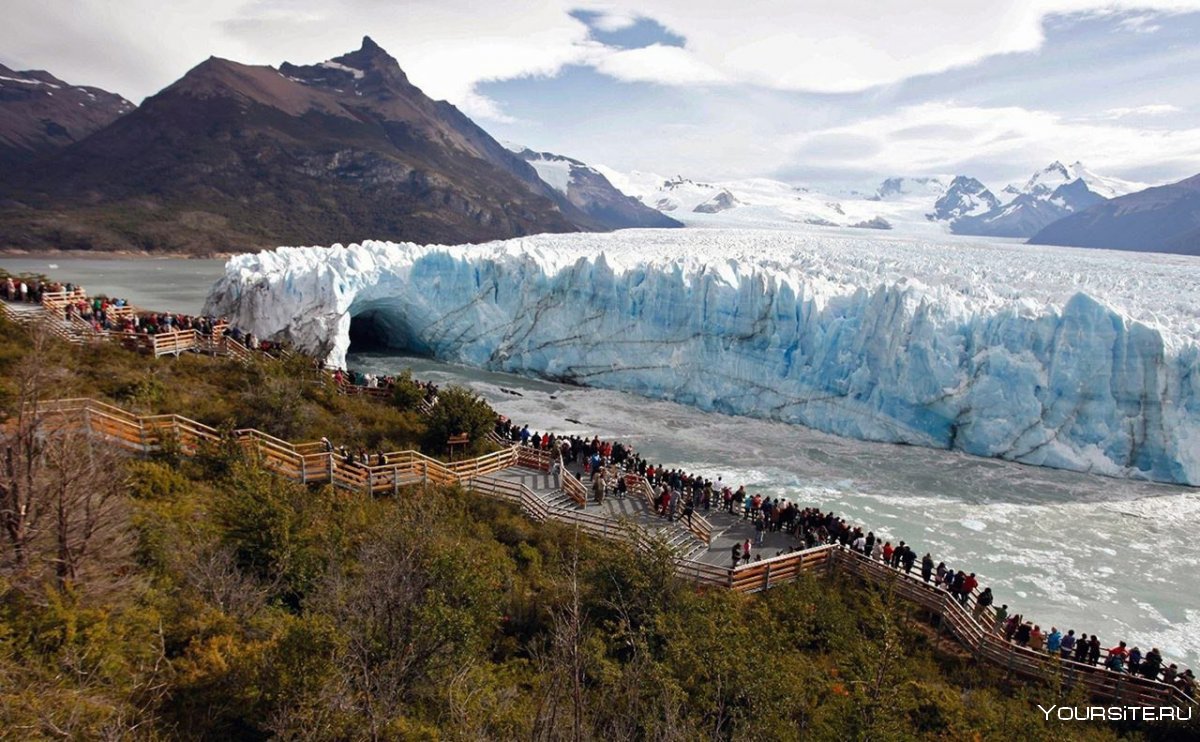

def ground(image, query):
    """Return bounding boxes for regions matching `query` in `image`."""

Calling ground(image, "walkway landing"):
[488,467,710,559]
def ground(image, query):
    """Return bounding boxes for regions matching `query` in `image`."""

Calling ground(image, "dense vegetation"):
[0,315,1189,740]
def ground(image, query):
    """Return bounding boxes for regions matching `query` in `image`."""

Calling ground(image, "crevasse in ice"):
[204,230,1200,485]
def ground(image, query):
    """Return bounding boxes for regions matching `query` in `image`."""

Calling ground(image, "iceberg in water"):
[204,229,1200,485]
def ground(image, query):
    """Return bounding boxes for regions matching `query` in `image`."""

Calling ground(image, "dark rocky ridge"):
[0,38,626,254]
[1028,173,1200,255]
[0,63,133,165]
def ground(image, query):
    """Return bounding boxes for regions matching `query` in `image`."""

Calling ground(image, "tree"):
[0,328,131,596]
[388,368,426,412]
[422,385,495,455]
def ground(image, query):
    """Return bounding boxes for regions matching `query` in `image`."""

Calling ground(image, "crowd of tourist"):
[2,276,72,304]
[332,368,440,405]
[0,275,295,352]
[491,413,1196,698]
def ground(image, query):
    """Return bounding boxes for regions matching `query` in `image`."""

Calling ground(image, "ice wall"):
[204,232,1200,485]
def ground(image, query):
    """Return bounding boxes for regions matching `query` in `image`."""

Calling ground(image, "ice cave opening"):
[347,307,428,356]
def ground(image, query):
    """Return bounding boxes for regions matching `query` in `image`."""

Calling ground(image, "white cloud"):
[3,0,1200,185]
[1102,103,1182,119]
[588,44,727,85]
[584,9,640,32]
[784,101,1200,183]
[7,0,1200,104]
[1118,13,1164,32]
[581,0,1200,93]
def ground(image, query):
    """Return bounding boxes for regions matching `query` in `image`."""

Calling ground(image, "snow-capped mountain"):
[927,176,1000,221]
[594,161,1152,242]
[596,171,945,233]
[1020,160,1143,200]
[948,161,1145,239]
[506,145,680,229]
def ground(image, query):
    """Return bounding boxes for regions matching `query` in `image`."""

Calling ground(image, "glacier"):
[203,229,1200,485]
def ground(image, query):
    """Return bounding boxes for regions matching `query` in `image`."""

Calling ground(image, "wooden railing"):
[827,547,1195,708]
[465,474,659,552]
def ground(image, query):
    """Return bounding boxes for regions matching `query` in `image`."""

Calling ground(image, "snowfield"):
[205,228,1200,485]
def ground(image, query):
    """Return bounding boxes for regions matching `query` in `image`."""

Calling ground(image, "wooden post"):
[763,563,771,590]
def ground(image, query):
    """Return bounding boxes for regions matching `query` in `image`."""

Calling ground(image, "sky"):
[3,0,1200,189]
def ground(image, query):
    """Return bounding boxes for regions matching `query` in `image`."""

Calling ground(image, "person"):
[1176,669,1196,699]
[1163,664,1179,685]
[1028,625,1045,651]
[871,540,882,561]
[959,572,978,605]
[1141,647,1163,680]
[950,570,965,598]
[935,561,948,584]
[901,547,916,574]
[921,553,934,582]
[1074,634,1090,663]
[882,542,894,566]
[973,587,993,620]
[1060,630,1076,659]
[1087,636,1101,666]
[1046,627,1062,655]
[683,496,695,528]
[742,539,752,566]
[1128,646,1142,676]
[592,473,605,505]
[754,514,765,546]
[731,543,741,569]
[992,604,1008,634]
[1004,614,1020,642]
[1015,622,1032,647]
[1106,642,1129,673]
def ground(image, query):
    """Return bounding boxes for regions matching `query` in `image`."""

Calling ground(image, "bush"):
[422,385,495,455]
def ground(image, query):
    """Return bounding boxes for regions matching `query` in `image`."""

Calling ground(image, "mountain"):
[927,176,999,221]
[1028,174,1200,255]
[693,189,739,213]
[0,63,133,165]
[506,145,680,228]
[1019,160,1142,200]
[948,161,1141,238]
[0,38,611,254]
[872,176,945,201]
[604,173,938,233]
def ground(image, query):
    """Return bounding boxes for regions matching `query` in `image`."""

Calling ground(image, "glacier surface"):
[204,229,1200,485]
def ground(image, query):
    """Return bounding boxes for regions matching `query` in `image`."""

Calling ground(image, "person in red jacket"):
[960,572,979,605]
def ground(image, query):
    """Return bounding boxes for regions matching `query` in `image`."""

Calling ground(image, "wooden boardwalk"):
[4,287,1194,710]
[14,397,1192,709]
